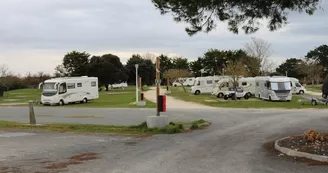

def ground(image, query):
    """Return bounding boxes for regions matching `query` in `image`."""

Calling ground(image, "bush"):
[164,124,182,134]
[190,123,199,130]
[304,129,325,142]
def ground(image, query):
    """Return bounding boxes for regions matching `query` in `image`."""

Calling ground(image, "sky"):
[0,0,327,76]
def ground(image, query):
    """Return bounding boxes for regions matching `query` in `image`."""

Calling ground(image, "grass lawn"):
[0,119,210,135]
[0,87,155,108]
[168,86,328,109]
[305,84,321,92]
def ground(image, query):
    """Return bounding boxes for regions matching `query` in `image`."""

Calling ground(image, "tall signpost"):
[156,56,160,116]
[146,56,168,128]
[135,64,139,104]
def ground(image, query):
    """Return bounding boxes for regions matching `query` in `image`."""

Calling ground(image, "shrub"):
[164,124,181,134]
[304,129,325,142]
[190,123,199,130]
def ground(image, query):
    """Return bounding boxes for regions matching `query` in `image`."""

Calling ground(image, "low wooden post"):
[29,101,36,125]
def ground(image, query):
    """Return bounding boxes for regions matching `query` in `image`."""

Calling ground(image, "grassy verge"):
[305,84,321,92]
[0,120,210,135]
[0,87,155,108]
[168,87,328,109]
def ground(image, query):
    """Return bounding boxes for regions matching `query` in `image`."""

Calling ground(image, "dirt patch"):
[44,152,98,170]
[263,140,328,166]
[278,135,328,156]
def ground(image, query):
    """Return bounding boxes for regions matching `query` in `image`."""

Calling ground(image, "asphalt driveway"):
[1,107,328,172]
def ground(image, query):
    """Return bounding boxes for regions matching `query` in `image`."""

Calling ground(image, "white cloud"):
[0,0,327,75]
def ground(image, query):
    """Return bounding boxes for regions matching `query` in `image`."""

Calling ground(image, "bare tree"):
[142,52,156,63]
[297,59,323,85]
[225,61,249,101]
[244,37,274,75]
[163,69,191,92]
[54,65,68,77]
[0,64,11,77]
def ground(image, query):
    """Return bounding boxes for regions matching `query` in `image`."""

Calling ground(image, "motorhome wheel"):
[269,96,272,101]
[58,100,64,106]
[247,92,252,97]
[299,90,304,95]
[217,93,224,98]
[311,99,317,105]
[237,97,241,100]
[195,90,200,95]
[82,98,88,103]
[244,94,249,100]
[223,95,229,100]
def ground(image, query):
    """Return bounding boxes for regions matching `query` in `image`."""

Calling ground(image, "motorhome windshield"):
[270,82,291,91]
[42,82,57,96]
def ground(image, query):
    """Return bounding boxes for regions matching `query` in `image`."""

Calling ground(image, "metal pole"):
[156,57,160,116]
[135,64,139,103]
[29,101,36,125]
[286,71,287,77]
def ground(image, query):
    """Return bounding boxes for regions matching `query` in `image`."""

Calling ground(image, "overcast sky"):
[0,0,327,76]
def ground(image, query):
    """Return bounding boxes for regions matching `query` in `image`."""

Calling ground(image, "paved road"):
[1,107,328,172]
[144,87,213,109]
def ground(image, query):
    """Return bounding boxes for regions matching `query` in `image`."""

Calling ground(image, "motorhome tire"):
[195,90,200,95]
[247,92,252,97]
[269,96,272,101]
[81,98,88,103]
[174,84,177,87]
[311,99,317,105]
[217,93,224,98]
[299,90,304,95]
[237,97,241,100]
[223,95,229,100]
[244,95,249,100]
[58,100,64,106]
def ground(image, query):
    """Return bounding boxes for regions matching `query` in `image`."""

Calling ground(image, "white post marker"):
[135,64,139,103]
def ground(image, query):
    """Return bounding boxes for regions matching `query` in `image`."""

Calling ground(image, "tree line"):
[1,37,327,92]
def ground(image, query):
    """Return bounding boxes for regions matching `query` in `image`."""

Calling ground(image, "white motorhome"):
[172,77,196,87]
[110,82,128,89]
[255,76,292,101]
[212,77,256,98]
[191,76,230,95]
[289,77,306,94]
[41,76,99,106]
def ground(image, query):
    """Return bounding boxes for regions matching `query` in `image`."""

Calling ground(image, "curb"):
[275,137,328,162]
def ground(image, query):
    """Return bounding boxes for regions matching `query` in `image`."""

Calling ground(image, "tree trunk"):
[312,79,314,85]
[181,84,187,92]
[167,79,169,91]
[105,84,109,91]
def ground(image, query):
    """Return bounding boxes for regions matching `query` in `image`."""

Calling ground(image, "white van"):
[255,76,292,101]
[289,77,306,94]
[212,77,255,98]
[191,76,229,95]
[41,76,99,106]
[172,77,195,87]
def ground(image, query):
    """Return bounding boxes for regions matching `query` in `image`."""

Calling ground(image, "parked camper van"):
[41,76,99,106]
[172,77,196,87]
[289,77,306,94]
[191,76,229,95]
[255,76,292,101]
[212,77,255,98]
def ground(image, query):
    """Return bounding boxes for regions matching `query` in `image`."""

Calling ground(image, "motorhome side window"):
[207,80,213,84]
[77,83,82,87]
[59,83,67,94]
[197,81,200,86]
[256,82,259,86]
[296,83,301,87]
[67,83,75,89]
[266,81,271,89]
[91,81,97,87]
[242,82,247,86]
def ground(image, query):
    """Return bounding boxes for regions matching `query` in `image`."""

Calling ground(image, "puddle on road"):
[0,133,35,137]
